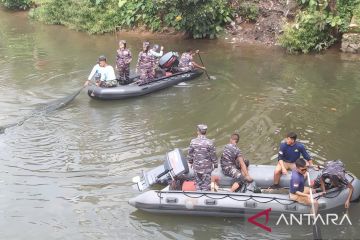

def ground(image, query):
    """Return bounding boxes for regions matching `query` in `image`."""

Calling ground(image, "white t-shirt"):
[150,49,163,58]
[88,64,116,81]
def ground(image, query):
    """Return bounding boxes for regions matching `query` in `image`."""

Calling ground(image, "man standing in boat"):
[220,133,253,192]
[116,40,132,85]
[273,132,313,188]
[84,55,117,87]
[136,41,155,84]
[178,49,206,72]
[188,124,218,191]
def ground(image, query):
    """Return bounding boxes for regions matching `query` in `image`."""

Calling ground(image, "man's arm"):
[187,143,194,165]
[300,144,313,166]
[295,191,310,197]
[209,143,218,168]
[345,183,354,208]
[85,65,97,86]
[192,61,205,70]
[126,50,132,65]
[320,177,326,193]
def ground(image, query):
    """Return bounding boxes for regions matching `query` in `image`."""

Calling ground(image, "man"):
[313,160,353,208]
[116,40,132,84]
[273,132,313,188]
[187,124,218,191]
[290,158,319,214]
[136,41,155,85]
[149,44,165,78]
[220,133,253,192]
[84,55,117,88]
[178,49,206,72]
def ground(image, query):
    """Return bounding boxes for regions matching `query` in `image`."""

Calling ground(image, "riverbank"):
[2,0,360,54]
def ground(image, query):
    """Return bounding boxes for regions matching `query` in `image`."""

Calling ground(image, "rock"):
[341,33,360,53]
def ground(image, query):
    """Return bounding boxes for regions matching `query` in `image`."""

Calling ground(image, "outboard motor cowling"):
[132,148,188,191]
[159,52,179,70]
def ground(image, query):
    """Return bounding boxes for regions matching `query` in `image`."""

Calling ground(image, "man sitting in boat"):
[84,55,117,88]
[272,132,313,188]
[116,40,132,85]
[289,158,319,214]
[187,124,218,191]
[178,49,206,72]
[312,160,353,208]
[219,133,253,192]
[150,44,165,78]
[136,41,155,85]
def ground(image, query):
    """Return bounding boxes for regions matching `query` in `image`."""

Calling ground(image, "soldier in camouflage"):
[178,49,206,72]
[116,40,132,84]
[136,41,155,85]
[187,124,218,191]
[220,133,253,192]
[312,160,354,208]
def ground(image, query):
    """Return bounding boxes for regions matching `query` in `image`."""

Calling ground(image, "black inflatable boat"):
[87,69,203,100]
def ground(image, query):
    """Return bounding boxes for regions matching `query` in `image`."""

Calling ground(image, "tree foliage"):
[27,0,232,38]
[279,0,360,53]
[0,0,33,10]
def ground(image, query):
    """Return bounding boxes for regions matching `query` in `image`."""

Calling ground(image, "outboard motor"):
[133,148,189,191]
[159,52,179,70]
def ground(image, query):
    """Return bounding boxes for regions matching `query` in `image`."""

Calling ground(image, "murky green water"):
[0,9,359,240]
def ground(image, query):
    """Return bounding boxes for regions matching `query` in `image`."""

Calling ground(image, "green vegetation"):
[0,0,32,10]
[237,1,259,22]
[27,0,233,38]
[279,0,360,53]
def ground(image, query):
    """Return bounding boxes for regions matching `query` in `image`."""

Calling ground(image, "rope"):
[155,190,297,206]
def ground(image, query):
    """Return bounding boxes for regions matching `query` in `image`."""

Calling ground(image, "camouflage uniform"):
[116,48,132,84]
[136,51,155,85]
[188,134,217,191]
[313,160,349,189]
[220,143,249,186]
[178,52,194,72]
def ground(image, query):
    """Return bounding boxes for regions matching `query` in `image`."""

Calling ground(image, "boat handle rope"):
[156,191,297,206]
[155,186,345,206]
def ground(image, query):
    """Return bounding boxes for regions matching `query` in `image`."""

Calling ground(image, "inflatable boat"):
[88,52,203,100]
[129,149,360,217]
[87,69,202,100]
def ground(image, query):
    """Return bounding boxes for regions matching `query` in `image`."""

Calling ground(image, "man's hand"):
[84,80,89,87]
[282,168,288,175]
[345,200,350,209]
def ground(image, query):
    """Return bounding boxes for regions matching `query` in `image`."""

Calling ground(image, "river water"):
[0,9,360,240]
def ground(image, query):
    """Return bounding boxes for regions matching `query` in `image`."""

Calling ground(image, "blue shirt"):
[278,141,311,163]
[290,170,305,194]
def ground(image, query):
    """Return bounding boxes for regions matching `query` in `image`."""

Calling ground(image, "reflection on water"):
[0,9,360,240]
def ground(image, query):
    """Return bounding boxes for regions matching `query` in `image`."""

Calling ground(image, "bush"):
[278,10,335,53]
[30,0,233,38]
[238,1,259,22]
[279,0,360,53]
[0,0,32,10]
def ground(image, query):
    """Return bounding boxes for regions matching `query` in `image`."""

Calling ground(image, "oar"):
[307,171,322,240]
[197,52,211,80]
[0,86,84,134]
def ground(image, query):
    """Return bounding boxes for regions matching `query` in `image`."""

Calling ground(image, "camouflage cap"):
[97,55,107,62]
[143,41,150,48]
[197,124,208,132]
